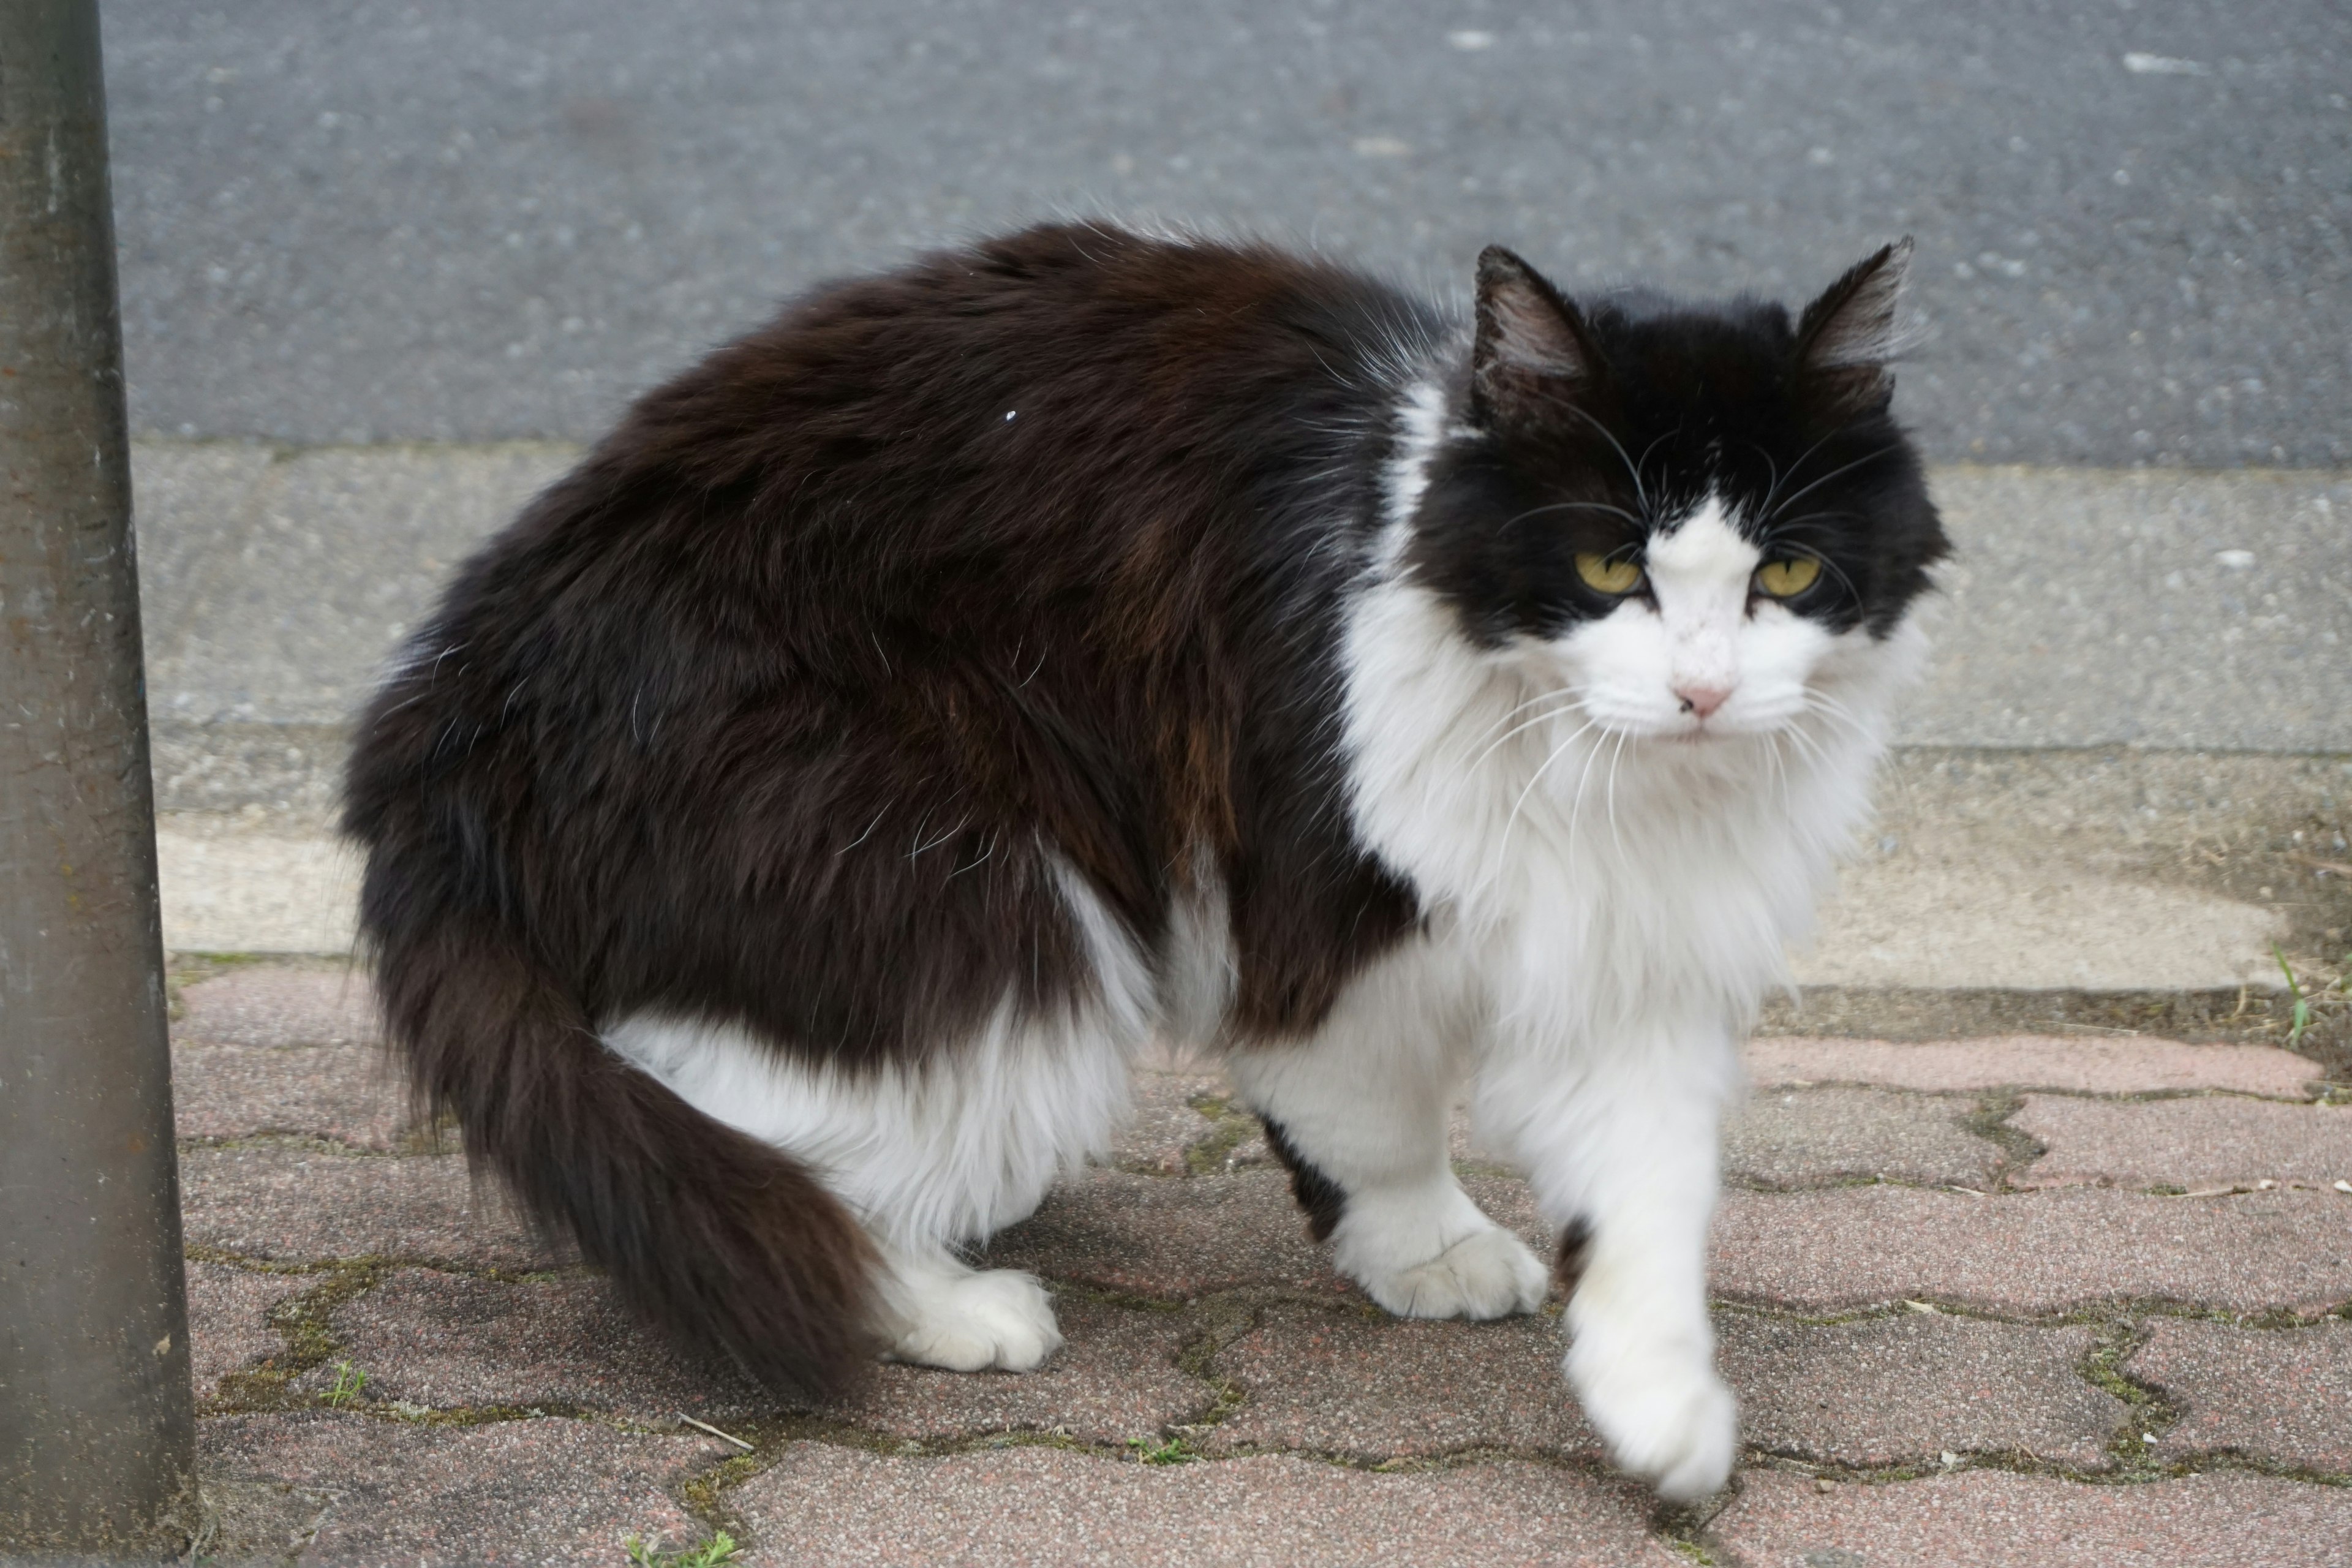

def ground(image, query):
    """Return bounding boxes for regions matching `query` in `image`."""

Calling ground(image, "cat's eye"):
[1754,557,1822,598]
[1574,553,1644,595]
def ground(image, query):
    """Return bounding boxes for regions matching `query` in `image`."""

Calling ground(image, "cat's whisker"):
[1494,717,1602,876]
[1560,404,1651,517]
[1462,694,1589,773]
[1603,729,1632,870]
[1752,431,1839,521]
[1457,684,1580,755]
[1763,443,1904,528]
[1763,731,1792,808]
[1497,500,1643,534]
[1562,721,1614,859]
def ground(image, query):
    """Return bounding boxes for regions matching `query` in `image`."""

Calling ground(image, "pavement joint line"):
[2082,1317,2184,1479]
[183,1276,2352,1556]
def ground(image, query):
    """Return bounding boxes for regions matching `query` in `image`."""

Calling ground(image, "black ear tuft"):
[1471,246,1601,425]
[1796,238,1917,419]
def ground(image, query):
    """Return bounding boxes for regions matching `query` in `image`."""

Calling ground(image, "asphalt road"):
[105,0,2350,466]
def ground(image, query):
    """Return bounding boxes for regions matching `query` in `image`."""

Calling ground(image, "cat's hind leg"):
[876,1240,1063,1372]
[605,997,1136,1374]
[1223,940,1547,1321]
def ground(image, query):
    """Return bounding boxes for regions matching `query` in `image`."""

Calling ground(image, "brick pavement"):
[178,964,2352,1566]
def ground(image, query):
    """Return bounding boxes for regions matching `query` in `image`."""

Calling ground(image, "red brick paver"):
[186,1261,307,1401]
[729,1444,1682,1567]
[1722,1313,2124,1468]
[1204,1305,2122,1469]
[311,1268,1213,1443]
[2130,1317,2352,1473]
[2010,1095,2352,1190]
[181,1147,560,1272]
[1711,1466,2352,1567]
[172,1037,413,1150]
[1713,1185,2352,1314]
[1201,1304,1598,1460]
[1747,1035,2321,1098]
[1725,1087,2003,1188]
[200,1412,725,1567]
[176,965,379,1047]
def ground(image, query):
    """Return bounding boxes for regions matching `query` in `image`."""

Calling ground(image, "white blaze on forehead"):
[1645,496,1758,691]
[1645,496,1759,586]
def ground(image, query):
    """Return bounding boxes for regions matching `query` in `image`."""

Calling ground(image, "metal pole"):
[0,1,198,1558]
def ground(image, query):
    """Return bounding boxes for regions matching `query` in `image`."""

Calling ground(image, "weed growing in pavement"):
[2275,945,2313,1046]
[623,1530,740,1567]
[1126,1434,1197,1465]
[323,1360,366,1408]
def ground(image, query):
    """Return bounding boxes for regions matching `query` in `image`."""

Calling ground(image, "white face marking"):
[1548,494,1846,739]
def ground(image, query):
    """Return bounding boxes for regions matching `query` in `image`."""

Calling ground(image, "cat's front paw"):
[1566,1336,1738,1501]
[1357,1225,1550,1321]
[885,1267,1064,1373]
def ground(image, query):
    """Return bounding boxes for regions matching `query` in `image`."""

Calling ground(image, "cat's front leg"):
[1485,1037,1739,1501]
[1224,944,1548,1321]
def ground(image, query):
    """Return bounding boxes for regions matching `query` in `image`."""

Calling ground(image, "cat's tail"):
[369,910,881,1400]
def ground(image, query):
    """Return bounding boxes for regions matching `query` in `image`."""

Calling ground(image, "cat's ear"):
[1795,238,1917,420]
[1471,246,1602,426]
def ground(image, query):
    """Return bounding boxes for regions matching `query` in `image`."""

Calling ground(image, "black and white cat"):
[344,222,1945,1499]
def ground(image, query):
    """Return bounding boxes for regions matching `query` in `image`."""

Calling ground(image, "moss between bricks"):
[1180,1093,1264,1175]
[186,1254,2352,1566]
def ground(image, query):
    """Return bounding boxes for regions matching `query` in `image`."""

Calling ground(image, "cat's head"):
[1405,241,1948,741]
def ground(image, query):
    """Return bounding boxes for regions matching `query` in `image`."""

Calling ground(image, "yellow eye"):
[1755,557,1822,597]
[1574,553,1644,595]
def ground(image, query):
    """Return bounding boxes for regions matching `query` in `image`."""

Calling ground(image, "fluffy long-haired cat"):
[344,221,1945,1499]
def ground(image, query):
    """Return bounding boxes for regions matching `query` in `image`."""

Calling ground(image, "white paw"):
[885,1267,1064,1373]
[1359,1226,1550,1321]
[1566,1335,1738,1501]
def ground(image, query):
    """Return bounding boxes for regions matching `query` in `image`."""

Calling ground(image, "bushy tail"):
[372,914,880,1400]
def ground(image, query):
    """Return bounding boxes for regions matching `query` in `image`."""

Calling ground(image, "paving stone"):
[1711,1466,2352,1567]
[181,1147,561,1271]
[981,1169,1345,1298]
[2011,1095,2352,1190]
[1109,1071,1226,1175]
[984,1169,1548,1301]
[1747,1035,2321,1098]
[838,1297,1211,1445]
[1721,1314,2122,1468]
[199,1411,725,1566]
[1201,1303,2117,1470]
[1724,1087,2003,1189]
[173,1038,412,1150]
[311,1268,1208,1444]
[2130,1317,2352,1473]
[729,1443,1681,1566]
[187,1261,309,1401]
[1201,1303,1596,1460]
[1713,1186,2352,1315]
[175,963,380,1047]
[303,1267,766,1420]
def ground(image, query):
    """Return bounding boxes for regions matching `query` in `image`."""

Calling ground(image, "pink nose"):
[1675,684,1732,720]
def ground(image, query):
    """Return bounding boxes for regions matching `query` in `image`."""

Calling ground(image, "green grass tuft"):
[624,1529,741,1567]
[323,1360,367,1408]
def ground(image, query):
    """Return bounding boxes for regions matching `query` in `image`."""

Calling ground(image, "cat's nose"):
[1674,683,1732,719]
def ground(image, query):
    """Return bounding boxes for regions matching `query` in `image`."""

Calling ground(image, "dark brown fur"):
[344,224,1434,1395]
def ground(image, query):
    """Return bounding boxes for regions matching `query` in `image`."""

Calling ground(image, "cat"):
[343,220,1946,1500]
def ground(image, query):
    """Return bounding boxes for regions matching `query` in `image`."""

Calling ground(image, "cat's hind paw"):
[1359,1225,1549,1321]
[884,1265,1063,1373]
[1567,1339,1738,1501]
